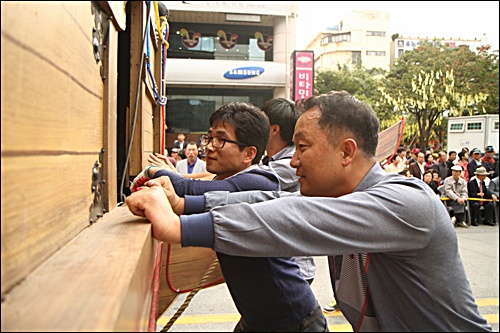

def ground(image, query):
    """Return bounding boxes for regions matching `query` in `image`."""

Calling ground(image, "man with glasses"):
[130,101,328,332]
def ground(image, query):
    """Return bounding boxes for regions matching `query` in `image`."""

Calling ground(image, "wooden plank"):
[376,119,404,163]
[1,155,103,294]
[103,22,119,209]
[1,2,103,153]
[157,244,224,316]
[128,1,146,176]
[98,1,127,31]
[1,206,157,332]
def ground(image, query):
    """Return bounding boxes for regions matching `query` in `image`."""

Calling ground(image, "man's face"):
[417,153,425,164]
[473,152,481,161]
[184,143,198,162]
[439,152,447,162]
[449,152,457,161]
[477,174,487,181]
[291,107,340,197]
[452,169,461,180]
[205,121,252,180]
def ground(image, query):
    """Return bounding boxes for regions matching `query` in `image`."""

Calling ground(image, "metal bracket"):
[89,148,106,224]
[91,1,110,80]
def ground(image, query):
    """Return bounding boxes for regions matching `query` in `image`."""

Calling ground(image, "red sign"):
[290,51,314,101]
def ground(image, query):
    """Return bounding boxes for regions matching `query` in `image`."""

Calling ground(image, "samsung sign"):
[224,66,264,80]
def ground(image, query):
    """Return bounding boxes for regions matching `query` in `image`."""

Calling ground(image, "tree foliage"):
[378,42,498,151]
[314,64,395,128]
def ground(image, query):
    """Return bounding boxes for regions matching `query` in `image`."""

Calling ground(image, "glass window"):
[165,88,273,133]
[366,51,386,56]
[366,31,386,37]
[352,51,361,65]
[449,123,464,132]
[467,122,482,131]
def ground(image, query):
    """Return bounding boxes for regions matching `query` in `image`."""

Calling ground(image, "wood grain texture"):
[1,206,156,332]
[1,155,103,294]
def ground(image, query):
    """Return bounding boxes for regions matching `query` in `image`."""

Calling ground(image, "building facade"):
[305,10,391,72]
[390,34,489,67]
[306,9,489,72]
[163,1,297,142]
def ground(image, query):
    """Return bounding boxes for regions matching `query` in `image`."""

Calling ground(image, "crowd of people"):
[383,145,499,227]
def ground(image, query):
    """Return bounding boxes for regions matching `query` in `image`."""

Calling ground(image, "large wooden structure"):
[1,2,222,331]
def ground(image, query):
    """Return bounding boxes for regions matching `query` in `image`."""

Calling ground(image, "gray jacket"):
[186,163,491,331]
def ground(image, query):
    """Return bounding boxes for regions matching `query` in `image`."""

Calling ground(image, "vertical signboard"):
[290,50,314,102]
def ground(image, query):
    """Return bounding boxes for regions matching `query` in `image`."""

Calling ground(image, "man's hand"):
[456,198,466,205]
[144,176,185,215]
[130,165,162,193]
[148,153,177,173]
[125,183,182,243]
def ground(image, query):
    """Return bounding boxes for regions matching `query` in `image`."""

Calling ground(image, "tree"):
[314,64,394,126]
[378,41,498,151]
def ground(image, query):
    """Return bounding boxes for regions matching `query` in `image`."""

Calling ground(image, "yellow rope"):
[153,1,169,47]
[160,258,220,332]
[441,197,498,202]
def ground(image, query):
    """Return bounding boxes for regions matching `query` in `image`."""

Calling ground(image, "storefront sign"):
[223,66,265,79]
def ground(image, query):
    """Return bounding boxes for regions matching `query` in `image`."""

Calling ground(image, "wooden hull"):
[158,245,225,315]
[1,1,224,331]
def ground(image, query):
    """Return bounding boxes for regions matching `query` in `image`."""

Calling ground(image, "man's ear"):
[341,138,357,166]
[244,146,258,163]
[270,124,280,136]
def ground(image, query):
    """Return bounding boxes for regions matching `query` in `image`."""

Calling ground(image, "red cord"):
[148,241,164,332]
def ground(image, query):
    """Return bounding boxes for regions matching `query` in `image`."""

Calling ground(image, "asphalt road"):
[157,224,499,332]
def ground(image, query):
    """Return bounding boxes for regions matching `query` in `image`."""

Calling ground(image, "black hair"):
[261,98,298,146]
[300,90,379,157]
[209,102,270,164]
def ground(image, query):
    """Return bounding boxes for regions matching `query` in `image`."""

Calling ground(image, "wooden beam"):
[1,206,157,332]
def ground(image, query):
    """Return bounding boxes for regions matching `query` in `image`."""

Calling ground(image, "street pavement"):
[157,224,499,332]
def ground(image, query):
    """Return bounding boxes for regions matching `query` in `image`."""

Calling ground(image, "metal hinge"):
[89,148,106,224]
[91,1,110,80]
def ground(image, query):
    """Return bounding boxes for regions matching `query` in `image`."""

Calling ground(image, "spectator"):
[175,142,206,175]
[432,151,449,185]
[443,165,469,228]
[467,148,483,178]
[396,147,408,171]
[424,153,435,170]
[468,166,496,226]
[169,147,182,163]
[126,90,491,331]
[481,145,498,179]
[488,175,499,225]
[173,133,188,159]
[456,150,470,182]
[446,151,457,177]
[408,147,420,165]
[432,170,441,186]
[408,152,425,180]
[384,155,402,173]
[423,170,440,195]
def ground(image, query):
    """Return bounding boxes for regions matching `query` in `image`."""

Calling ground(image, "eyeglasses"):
[200,134,248,149]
